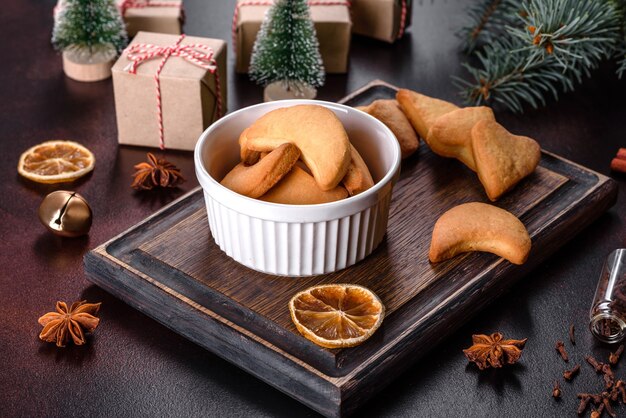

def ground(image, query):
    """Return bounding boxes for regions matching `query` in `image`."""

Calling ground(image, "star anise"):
[131,153,186,190]
[38,300,101,347]
[463,332,527,370]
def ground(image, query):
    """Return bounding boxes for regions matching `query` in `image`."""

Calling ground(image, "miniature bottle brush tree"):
[249,0,325,100]
[52,0,128,82]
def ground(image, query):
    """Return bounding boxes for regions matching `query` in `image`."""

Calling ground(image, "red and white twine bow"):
[397,0,407,39]
[118,0,183,17]
[123,34,222,150]
[55,0,186,22]
[231,0,407,53]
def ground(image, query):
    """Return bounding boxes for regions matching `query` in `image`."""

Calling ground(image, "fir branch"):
[611,0,626,77]
[457,0,624,112]
[509,0,621,72]
[458,0,524,52]
[455,38,578,113]
[617,45,626,78]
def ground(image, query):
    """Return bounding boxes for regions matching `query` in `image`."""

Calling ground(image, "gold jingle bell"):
[38,191,92,237]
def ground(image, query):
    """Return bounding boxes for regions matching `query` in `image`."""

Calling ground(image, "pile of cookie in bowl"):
[193,89,542,347]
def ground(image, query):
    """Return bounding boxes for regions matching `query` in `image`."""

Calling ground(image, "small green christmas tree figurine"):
[52,0,128,82]
[249,0,325,99]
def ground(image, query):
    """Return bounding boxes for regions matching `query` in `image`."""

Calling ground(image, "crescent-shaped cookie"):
[342,144,375,196]
[244,105,352,191]
[426,106,495,171]
[471,119,541,201]
[396,89,459,139]
[260,165,348,205]
[221,143,300,198]
[358,99,419,159]
[429,202,531,265]
[238,127,261,166]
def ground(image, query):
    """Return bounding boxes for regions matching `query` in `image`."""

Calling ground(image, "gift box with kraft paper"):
[234,0,351,74]
[117,0,183,38]
[112,32,227,151]
[351,0,412,43]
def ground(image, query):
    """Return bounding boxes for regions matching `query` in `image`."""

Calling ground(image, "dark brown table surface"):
[1,0,625,417]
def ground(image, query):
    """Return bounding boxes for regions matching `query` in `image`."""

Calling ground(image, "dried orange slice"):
[289,284,385,348]
[18,140,95,184]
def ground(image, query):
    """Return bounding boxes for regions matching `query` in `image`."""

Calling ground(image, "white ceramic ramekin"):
[194,100,401,277]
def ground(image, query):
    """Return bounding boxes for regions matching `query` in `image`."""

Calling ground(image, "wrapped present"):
[351,0,411,43]
[117,0,184,38]
[233,0,351,74]
[112,32,226,151]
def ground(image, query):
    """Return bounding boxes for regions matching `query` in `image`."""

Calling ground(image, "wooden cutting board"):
[84,80,618,417]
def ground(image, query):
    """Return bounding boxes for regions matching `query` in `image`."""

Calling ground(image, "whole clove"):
[609,345,624,365]
[569,324,576,345]
[552,380,562,399]
[578,392,603,406]
[616,380,626,403]
[602,364,615,389]
[586,356,604,372]
[577,394,592,415]
[602,392,616,418]
[564,364,581,381]
[556,340,569,362]
[591,403,605,418]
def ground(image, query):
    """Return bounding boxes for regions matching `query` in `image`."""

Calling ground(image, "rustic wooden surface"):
[2,0,626,417]
[137,88,569,373]
[83,82,616,416]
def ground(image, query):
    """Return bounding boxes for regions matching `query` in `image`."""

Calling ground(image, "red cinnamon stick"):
[611,158,626,173]
[612,148,626,173]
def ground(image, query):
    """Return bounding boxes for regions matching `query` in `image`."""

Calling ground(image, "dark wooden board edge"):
[83,248,343,418]
[329,79,618,371]
[331,151,593,368]
[99,150,575,379]
[98,82,616,377]
[84,168,616,418]
[338,175,617,416]
[125,247,340,375]
[337,79,399,105]
[106,187,206,260]
[84,79,620,417]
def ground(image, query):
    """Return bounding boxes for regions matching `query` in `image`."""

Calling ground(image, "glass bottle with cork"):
[590,249,626,343]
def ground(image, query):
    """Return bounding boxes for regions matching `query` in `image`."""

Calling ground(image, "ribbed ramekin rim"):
[194,99,401,217]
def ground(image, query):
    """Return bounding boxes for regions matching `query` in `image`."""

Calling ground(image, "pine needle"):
[458,0,526,52]
[457,0,623,112]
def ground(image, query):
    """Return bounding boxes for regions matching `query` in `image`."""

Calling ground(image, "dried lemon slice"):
[18,140,95,184]
[289,284,385,348]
